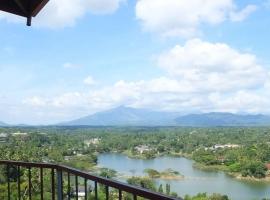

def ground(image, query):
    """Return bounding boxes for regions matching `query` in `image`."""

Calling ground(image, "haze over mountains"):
[60,106,179,126]
[1,106,270,127]
[60,106,270,127]
[0,121,8,126]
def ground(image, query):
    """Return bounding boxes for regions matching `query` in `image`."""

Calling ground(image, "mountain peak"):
[59,108,270,127]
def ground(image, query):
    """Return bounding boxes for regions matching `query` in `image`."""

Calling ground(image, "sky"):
[0,0,270,125]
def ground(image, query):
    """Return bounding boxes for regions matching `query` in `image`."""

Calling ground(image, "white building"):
[84,138,101,147]
[135,145,152,154]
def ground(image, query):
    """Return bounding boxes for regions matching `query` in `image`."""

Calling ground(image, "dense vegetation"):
[1,126,270,199]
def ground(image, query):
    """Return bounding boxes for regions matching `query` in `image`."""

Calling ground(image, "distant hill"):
[0,121,8,126]
[60,106,179,126]
[175,113,270,126]
[60,107,270,127]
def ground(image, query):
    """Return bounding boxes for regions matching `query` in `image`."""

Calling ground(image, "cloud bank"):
[22,39,270,124]
[136,0,257,37]
[0,0,125,28]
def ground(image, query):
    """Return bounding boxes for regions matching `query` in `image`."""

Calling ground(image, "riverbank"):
[228,173,270,182]
[193,162,270,182]
[123,150,192,160]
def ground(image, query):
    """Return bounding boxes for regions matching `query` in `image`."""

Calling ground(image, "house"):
[84,138,101,147]
[12,132,28,136]
[205,144,240,151]
[135,145,152,154]
[0,133,8,143]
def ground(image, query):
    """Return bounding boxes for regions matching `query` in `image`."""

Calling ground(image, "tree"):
[158,184,164,193]
[165,183,170,195]
[99,168,117,179]
[144,168,160,178]
[127,177,156,191]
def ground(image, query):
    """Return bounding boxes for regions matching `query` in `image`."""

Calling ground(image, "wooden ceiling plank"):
[32,0,49,17]
[13,0,28,15]
[0,0,49,26]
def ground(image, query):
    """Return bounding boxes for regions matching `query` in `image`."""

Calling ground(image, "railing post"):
[57,169,63,200]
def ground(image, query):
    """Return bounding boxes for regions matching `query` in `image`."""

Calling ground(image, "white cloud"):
[136,0,257,37]
[83,76,96,86]
[23,96,47,107]
[157,39,268,93]
[230,5,257,22]
[0,0,125,28]
[20,39,270,123]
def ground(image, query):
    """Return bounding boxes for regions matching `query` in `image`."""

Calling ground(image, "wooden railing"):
[0,160,182,200]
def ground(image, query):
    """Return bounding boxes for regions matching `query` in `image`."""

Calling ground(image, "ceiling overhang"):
[0,0,49,26]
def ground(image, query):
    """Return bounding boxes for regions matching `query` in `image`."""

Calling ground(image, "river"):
[97,153,270,200]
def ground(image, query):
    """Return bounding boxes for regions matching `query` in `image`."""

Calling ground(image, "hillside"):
[60,106,179,126]
[176,113,270,126]
[60,107,270,127]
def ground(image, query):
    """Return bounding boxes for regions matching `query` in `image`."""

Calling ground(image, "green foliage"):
[144,168,160,178]
[158,184,164,193]
[165,183,171,195]
[99,168,117,179]
[241,161,267,178]
[127,177,156,191]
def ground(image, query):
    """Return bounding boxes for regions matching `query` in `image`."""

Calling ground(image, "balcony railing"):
[0,160,181,200]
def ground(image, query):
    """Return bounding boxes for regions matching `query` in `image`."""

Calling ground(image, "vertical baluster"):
[17,166,21,200]
[119,190,122,200]
[75,175,78,200]
[94,181,98,200]
[105,185,109,200]
[57,170,63,200]
[61,171,63,199]
[7,164,10,200]
[28,167,32,200]
[51,168,55,200]
[84,178,87,200]
[67,172,70,200]
[40,168,43,200]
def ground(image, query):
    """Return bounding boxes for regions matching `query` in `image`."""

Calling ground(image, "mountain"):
[60,106,179,126]
[60,107,270,127]
[0,121,8,126]
[175,113,270,126]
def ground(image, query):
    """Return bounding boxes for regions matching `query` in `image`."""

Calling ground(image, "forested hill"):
[59,106,270,127]
[60,106,179,126]
[175,113,270,126]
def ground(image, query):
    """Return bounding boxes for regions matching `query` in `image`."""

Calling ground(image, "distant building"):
[135,145,152,154]
[0,133,8,143]
[205,144,240,151]
[12,132,28,136]
[84,138,100,147]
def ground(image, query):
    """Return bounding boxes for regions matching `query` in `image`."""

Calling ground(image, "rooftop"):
[0,0,49,25]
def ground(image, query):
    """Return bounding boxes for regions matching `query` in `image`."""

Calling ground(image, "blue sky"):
[0,0,270,125]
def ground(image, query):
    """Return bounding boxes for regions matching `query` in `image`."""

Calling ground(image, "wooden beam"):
[32,0,49,17]
[13,0,27,15]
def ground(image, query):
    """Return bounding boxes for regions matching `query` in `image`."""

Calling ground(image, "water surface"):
[98,153,270,200]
